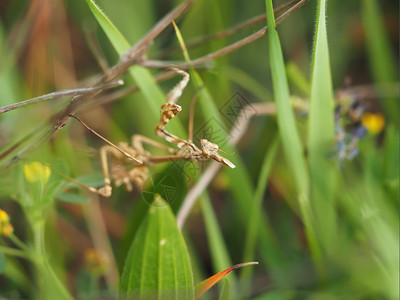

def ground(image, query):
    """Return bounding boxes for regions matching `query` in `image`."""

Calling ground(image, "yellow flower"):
[23,162,51,184]
[1,223,13,236]
[361,112,385,135]
[0,209,13,236]
[0,209,10,223]
[84,248,108,276]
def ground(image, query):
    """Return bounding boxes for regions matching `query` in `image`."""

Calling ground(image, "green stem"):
[8,233,30,252]
[33,223,73,300]
[0,246,31,260]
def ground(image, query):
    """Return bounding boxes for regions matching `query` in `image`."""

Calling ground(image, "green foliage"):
[119,196,194,299]
[0,251,5,273]
[0,0,398,299]
[264,0,320,273]
[308,0,337,255]
[85,0,185,137]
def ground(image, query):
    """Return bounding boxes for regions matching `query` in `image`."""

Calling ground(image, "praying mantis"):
[68,68,235,197]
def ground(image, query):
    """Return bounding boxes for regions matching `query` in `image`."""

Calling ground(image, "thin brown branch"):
[0,0,197,165]
[0,80,123,114]
[1,0,308,166]
[82,69,185,109]
[85,30,110,74]
[120,0,196,62]
[87,0,309,109]
[49,0,197,133]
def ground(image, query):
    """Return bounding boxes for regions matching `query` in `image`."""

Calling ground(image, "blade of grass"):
[241,136,280,280]
[222,65,273,102]
[286,62,310,96]
[307,0,337,253]
[264,0,322,274]
[85,0,185,137]
[95,0,155,43]
[362,137,399,299]
[217,279,230,300]
[2,259,34,295]
[382,125,400,201]
[200,193,237,298]
[174,17,291,287]
[361,0,398,122]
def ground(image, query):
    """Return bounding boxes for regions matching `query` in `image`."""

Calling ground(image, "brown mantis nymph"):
[68,68,235,197]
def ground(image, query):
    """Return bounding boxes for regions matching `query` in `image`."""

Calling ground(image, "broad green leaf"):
[308,0,337,253]
[119,196,194,299]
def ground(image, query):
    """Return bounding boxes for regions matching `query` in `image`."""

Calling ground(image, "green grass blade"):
[173,21,285,287]
[241,136,279,277]
[264,0,322,272]
[286,62,310,96]
[307,0,337,252]
[361,0,398,122]
[189,71,284,279]
[172,22,263,260]
[85,0,130,52]
[217,279,230,300]
[93,1,155,43]
[0,251,5,273]
[200,194,233,272]
[361,0,397,81]
[85,0,185,136]
[264,0,308,196]
[119,196,194,299]
[362,138,399,298]
[200,194,237,296]
[2,259,33,294]
[382,125,400,201]
[223,66,273,102]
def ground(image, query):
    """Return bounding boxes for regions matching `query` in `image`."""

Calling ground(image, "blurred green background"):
[0,0,398,299]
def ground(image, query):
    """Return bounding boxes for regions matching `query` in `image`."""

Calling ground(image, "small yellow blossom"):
[1,223,13,236]
[0,209,10,223]
[361,112,385,135]
[84,248,108,276]
[0,209,13,237]
[23,162,51,184]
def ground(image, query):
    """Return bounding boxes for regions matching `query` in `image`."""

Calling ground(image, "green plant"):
[0,0,398,299]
